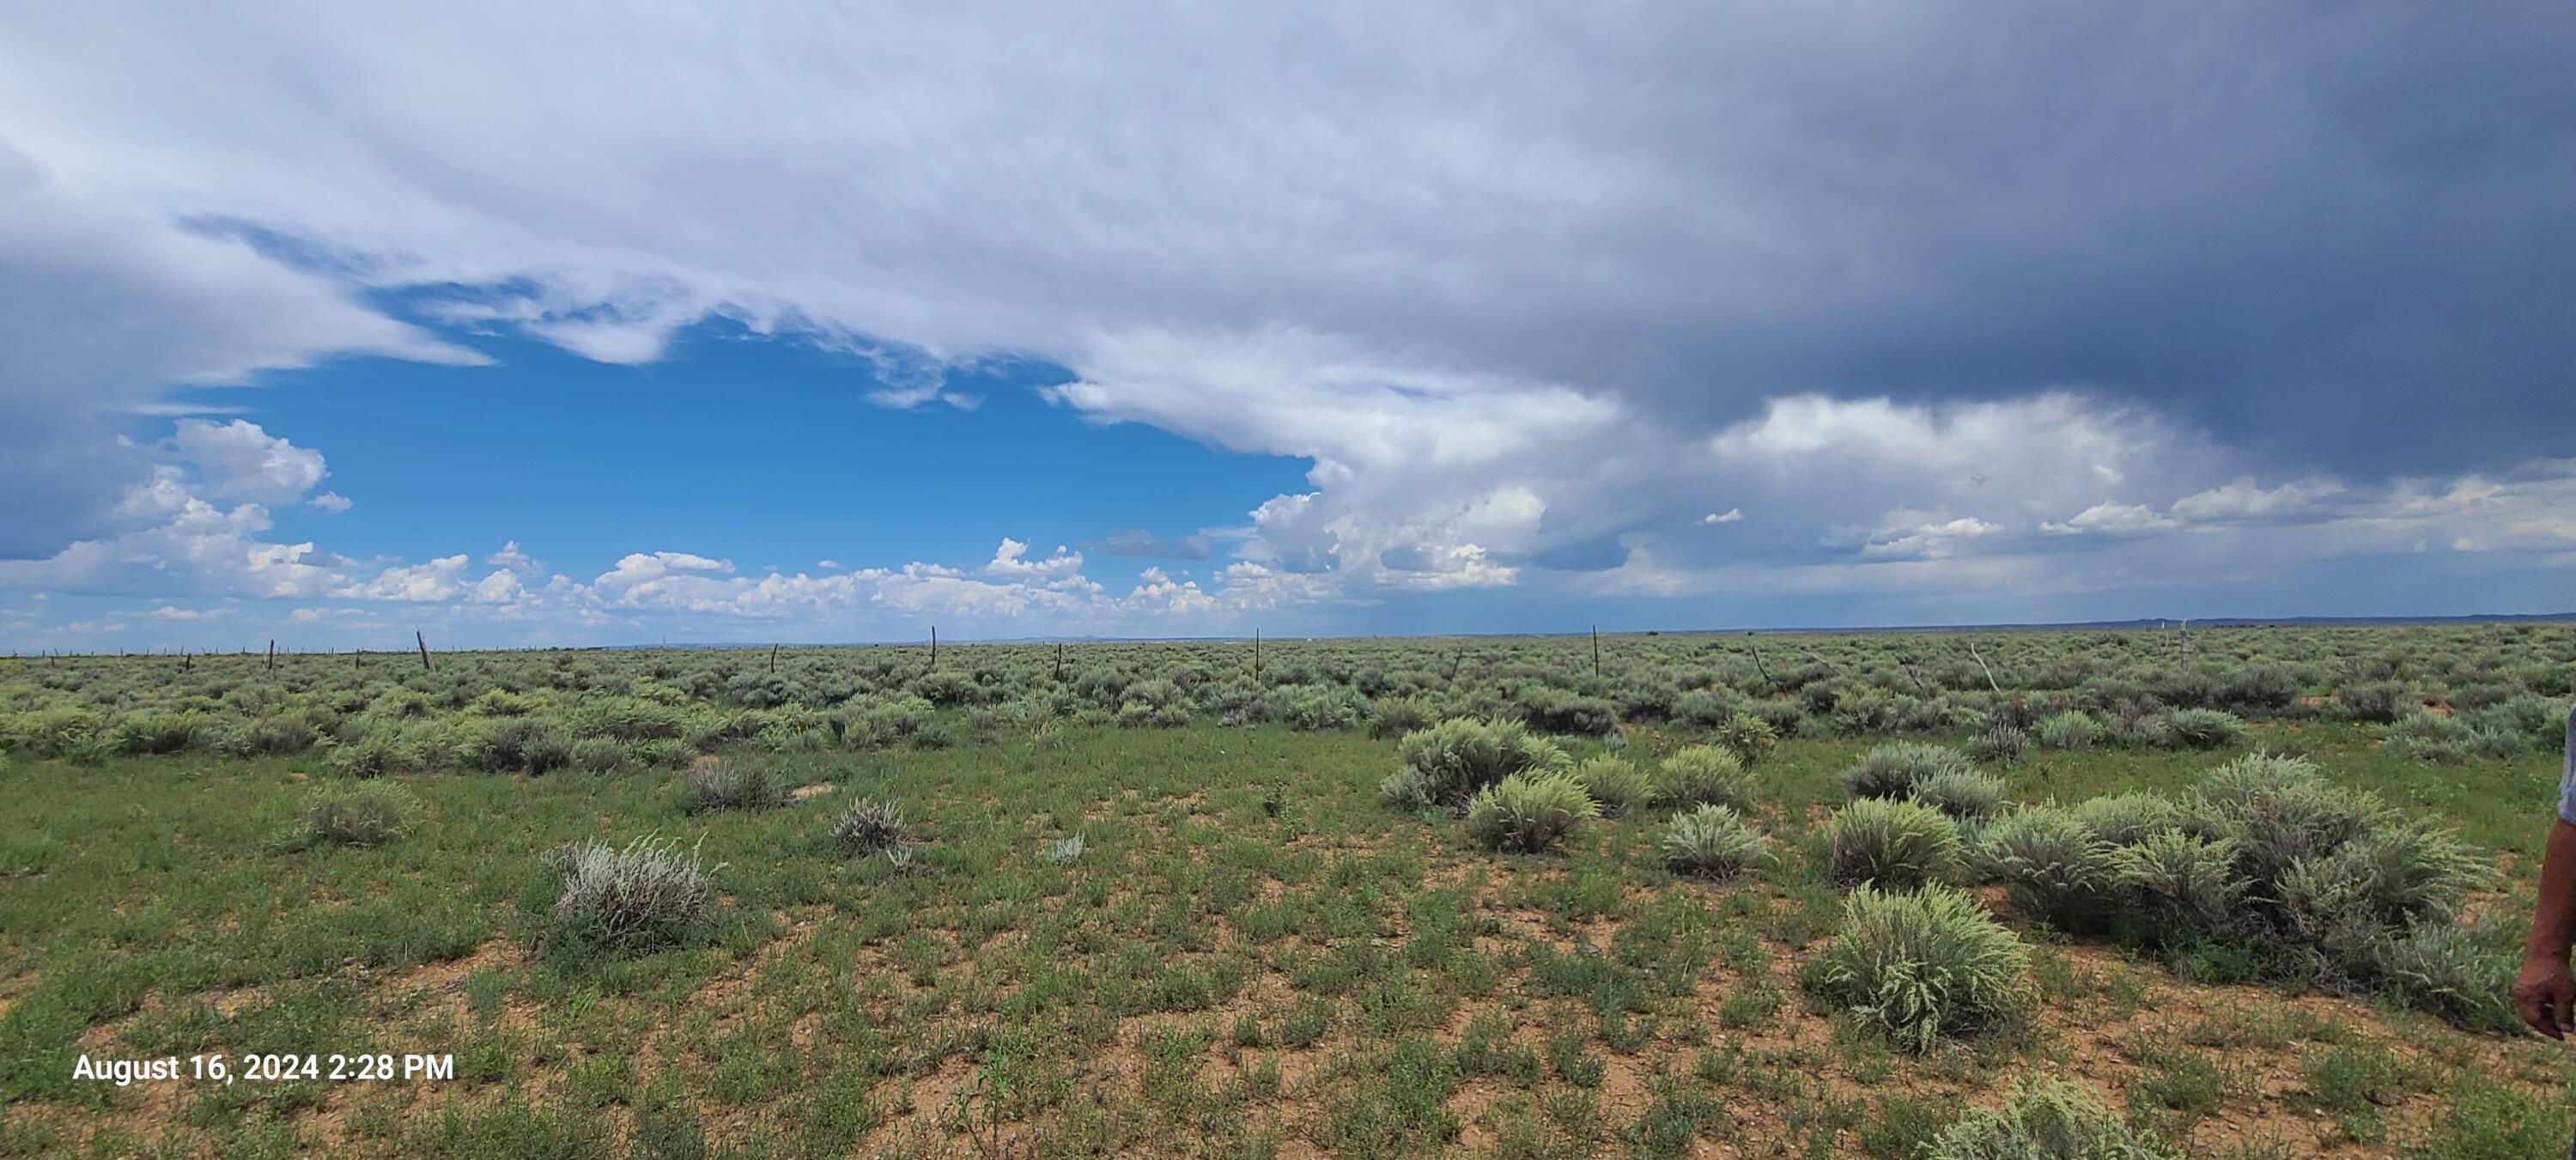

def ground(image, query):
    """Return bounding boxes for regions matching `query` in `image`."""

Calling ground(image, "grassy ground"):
[3,719,2573,1157]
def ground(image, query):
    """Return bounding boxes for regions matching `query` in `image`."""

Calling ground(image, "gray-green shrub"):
[1844,742,1970,800]
[544,835,714,958]
[1910,768,2006,822]
[1394,717,1571,810]
[1660,805,1765,878]
[1653,744,1752,810]
[1809,883,2027,1054]
[1465,771,1596,853]
[1923,1075,2184,1159]
[681,762,786,813]
[1571,756,1649,817]
[1977,805,2114,931]
[1826,798,1963,890]
[283,782,421,849]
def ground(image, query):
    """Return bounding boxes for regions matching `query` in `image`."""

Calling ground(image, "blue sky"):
[3,3,2573,651]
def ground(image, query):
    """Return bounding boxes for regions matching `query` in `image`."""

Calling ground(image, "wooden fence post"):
[1967,641,2001,694]
[1744,633,1774,691]
[927,626,938,671]
[266,639,276,675]
[1591,625,1601,676]
[416,630,434,672]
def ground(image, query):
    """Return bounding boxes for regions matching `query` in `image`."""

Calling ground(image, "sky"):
[3,2,2573,652]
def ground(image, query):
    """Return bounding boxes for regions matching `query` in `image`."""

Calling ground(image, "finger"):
[2516,990,2561,1038]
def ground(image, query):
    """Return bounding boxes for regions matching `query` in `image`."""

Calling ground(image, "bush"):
[2032,711,2105,751]
[283,782,421,849]
[1712,714,1778,765]
[1844,742,1970,800]
[1923,1075,2183,1159]
[1977,806,2114,931]
[2162,708,2245,750]
[477,717,574,774]
[544,836,713,958]
[1966,724,2027,763]
[1910,768,2006,822]
[832,798,910,856]
[1368,695,1437,739]
[1809,884,2027,1054]
[681,762,786,813]
[1379,767,1437,813]
[2072,793,2174,847]
[1653,744,1752,810]
[2111,830,2245,936]
[569,737,627,774]
[1660,805,1765,879]
[2334,680,2409,724]
[1394,718,1571,810]
[1571,756,1649,817]
[1464,771,1596,853]
[1670,689,1733,732]
[1826,798,1963,890]
[2374,920,2521,1035]
[1519,689,1619,737]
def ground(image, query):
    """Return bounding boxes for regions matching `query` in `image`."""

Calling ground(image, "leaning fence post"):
[1967,641,2001,694]
[416,630,434,672]
[1744,633,1774,691]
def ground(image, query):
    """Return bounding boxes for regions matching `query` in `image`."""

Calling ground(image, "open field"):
[3,623,2573,1157]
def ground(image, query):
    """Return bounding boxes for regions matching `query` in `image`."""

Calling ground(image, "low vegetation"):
[0,623,2569,1156]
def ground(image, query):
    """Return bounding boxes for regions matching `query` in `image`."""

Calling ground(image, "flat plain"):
[2,623,2573,1157]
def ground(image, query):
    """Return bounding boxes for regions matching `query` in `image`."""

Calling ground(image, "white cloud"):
[488,541,537,569]
[1700,509,1743,525]
[2041,502,2178,536]
[306,490,353,513]
[168,418,328,503]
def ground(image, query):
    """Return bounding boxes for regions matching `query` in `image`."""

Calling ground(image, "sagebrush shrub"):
[2162,708,2245,750]
[1977,805,2114,931]
[1379,767,1437,812]
[832,797,909,856]
[2334,680,2409,723]
[544,836,714,958]
[478,716,573,774]
[1653,744,1751,810]
[1571,756,1649,817]
[1966,723,2028,763]
[2373,920,2521,1036]
[2071,793,2174,847]
[1368,695,1437,739]
[1394,717,1571,809]
[1670,689,1734,732]
[1923,1075,2184,1159]
[1465,771,1596,853]
[2111,830,2245,938]
[681,762,786,813]
[1809,884,2027,1054]
[1713,714,1778,765]
[1909,768,2006,821]
[1826,798,1963,890]
[2032,711,2105,751]
[1843,742,1970,800]
[1660,805,1765,878]
[569,736,627,774]
[285,782,421,849]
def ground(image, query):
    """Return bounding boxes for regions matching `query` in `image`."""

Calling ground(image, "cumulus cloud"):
[1,3,2571,635]
[168,418,328,503]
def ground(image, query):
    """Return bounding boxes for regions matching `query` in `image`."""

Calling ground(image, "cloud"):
[306,490,353,513]
[1699,509,1743,525]
[1,3,2571,631]
[1083,530,1214,560]
[167,418,328,503]
[487,541,537,569]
